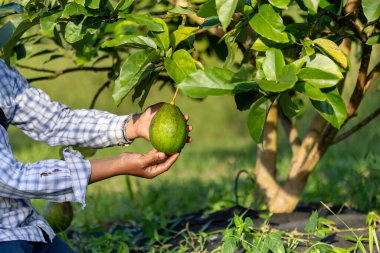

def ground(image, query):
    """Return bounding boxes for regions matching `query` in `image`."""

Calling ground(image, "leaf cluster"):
[0,0,379,144]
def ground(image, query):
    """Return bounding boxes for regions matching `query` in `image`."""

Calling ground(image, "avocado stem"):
[170,87,180,105]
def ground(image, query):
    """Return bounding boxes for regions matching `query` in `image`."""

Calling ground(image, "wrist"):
[124,113,141,141]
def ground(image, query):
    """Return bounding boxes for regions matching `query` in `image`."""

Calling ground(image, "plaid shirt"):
[0,59,133,242]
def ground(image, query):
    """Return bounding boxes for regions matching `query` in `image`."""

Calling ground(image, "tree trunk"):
[266,42,373,213]
[254,102,280,202]
[268,115,327,212]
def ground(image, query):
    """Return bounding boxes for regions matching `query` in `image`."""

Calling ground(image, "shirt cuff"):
[62,147,91,208]
[108,113,135,146]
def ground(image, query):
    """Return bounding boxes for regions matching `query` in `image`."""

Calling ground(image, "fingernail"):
[158,152,166,159]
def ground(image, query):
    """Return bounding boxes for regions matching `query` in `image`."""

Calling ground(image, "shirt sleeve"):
[4,61,133,147]
[0,128,91,207]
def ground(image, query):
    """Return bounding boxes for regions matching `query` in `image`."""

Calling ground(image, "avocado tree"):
[0,0,379,213]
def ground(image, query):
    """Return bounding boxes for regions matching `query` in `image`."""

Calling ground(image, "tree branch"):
[347,44,372,117]
[24,66,112,83]
[16,63,56,73]
[168,0,225,37]
[89,80,111,109]
[364,61,380,92]
[279,111,301,155]
[332,107,380,145]
[319,8,367,42]
[254,101,280,202]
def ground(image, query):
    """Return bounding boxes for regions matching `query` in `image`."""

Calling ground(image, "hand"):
[117,149,179,179]
[89,149,180,183]
[124,103,193,142]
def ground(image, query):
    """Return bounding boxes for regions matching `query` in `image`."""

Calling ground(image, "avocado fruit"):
[149,103,188,155]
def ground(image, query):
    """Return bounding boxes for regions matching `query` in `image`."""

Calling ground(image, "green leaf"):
[222,236,238,253]
[64,17,99,45]
[113,50,158,106]
[132,70,158,109]
[177,68,234,98]
[198,0,217,18]
[224,37,238,68]
[40,10,62,35]
[164,49,197,84]
[101,35,157,49]
[279,92,301,118]
[235,90,262,111]
[249,4,289,43]
[86,0,101,9]
[168,5,196,15]
[251,37,282,51]
[264,232,286,253]
[313,38,348,69]
[247,97,273,144]
[298,68,342,88]
[290,57,306,72]
[269,0,291,9]
[311,88,347,128]
[295,82,327,101]
[119,14,164,32]
[216,0,239,30]
[177,67,256,98]
[62,2,89,18]
[170,26,198,48]
[3,18,38,65]
[258,64,297,92]
[232,64,255,82]
[108,0,133,12]
[113,0,133,12]
[362,0,380,22]
[366,34,380,45]
[233,214,244,228]
[152,18,170,51]
[298,54,343,88]
[0,22,15,48]
[305,210,319,233]
[65,21,85,43]
[263,48,285,81]
[303,0,320,14]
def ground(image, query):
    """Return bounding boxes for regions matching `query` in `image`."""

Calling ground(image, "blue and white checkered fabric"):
[0,59,133,242]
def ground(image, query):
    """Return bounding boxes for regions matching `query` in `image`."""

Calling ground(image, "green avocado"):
[149,103,188,155]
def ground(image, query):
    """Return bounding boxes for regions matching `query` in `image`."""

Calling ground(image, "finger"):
[187,125,193,132]
[142,150,168,165]
[150,153,180,176]
[184,115,190,121]
[187,136,192,143]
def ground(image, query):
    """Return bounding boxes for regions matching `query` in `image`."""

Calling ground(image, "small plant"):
[217,207,380,253]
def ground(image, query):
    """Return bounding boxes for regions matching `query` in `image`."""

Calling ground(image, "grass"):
[7,49,380,251]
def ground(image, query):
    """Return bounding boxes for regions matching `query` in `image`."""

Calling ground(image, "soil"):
[69,204,378,252]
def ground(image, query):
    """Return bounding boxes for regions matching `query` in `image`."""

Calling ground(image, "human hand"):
[124,103,192,142]
[117,149,179,179]
[89,149,179,183]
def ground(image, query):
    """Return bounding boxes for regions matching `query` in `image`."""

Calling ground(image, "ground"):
[67,204,378,252]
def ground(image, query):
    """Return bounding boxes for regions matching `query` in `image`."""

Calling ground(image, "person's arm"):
[0,127,91,207]
[3,61,132,147]
[89,149,180,183]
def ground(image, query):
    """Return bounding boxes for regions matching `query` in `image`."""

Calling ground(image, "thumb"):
[142,150,168,165]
